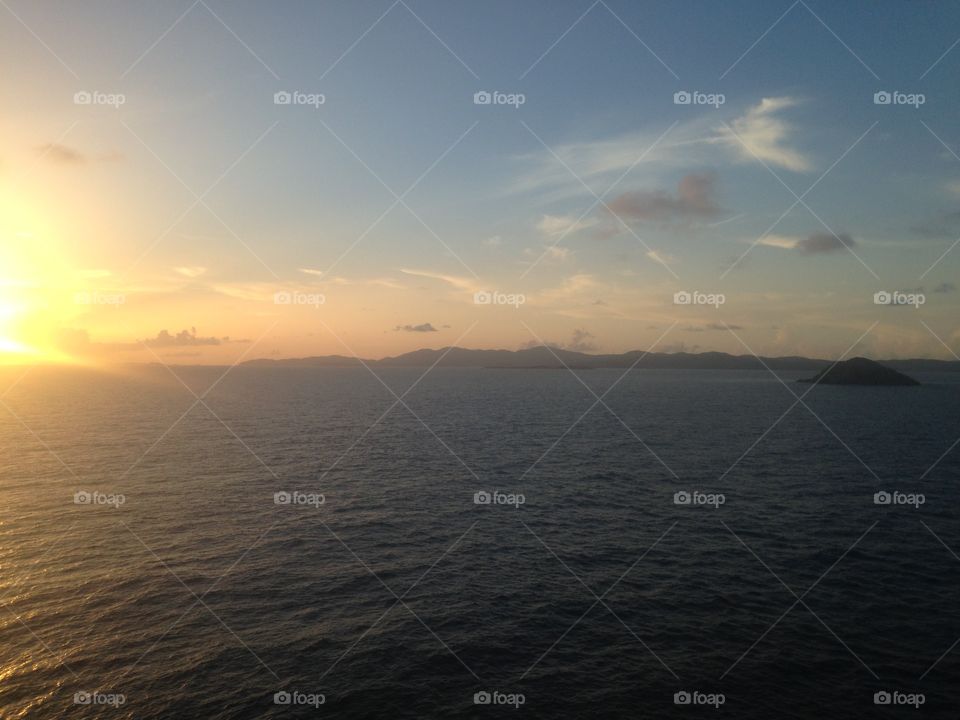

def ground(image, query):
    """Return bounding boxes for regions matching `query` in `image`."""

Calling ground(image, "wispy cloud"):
[718,97,811,172]
[757,232,857,254]
[512,97,809,202]
[37,143,86,165]
[400,268,480,293]
[174,266,207,278]
[537,214,598,237]
[36,143,123,165]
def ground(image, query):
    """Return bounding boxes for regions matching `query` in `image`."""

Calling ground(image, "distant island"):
[798,357,921,386]
[242,347,958,373]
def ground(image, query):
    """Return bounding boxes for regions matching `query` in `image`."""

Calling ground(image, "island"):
[798,357,920,386]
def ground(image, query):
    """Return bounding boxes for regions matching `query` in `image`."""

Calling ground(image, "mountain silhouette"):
[798,357,920,386]
[243,347,957,373]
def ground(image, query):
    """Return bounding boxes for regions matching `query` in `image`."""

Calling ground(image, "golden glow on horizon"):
[0,189,72,364]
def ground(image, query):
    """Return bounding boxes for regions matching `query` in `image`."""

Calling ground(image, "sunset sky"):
[2,0,959,364]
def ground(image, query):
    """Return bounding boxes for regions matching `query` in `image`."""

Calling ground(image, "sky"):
[1,0,960,364]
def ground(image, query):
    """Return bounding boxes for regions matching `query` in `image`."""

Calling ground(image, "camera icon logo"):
[473,91,492,105]
[273,291,292,305]
[74,691,92,705]
[74,491,92,505]
[674,691,692,705]
[274,491,292,505]
[673,91,692,105]
[673,491,691,505]
[274,691,292,705]
[473,291,492,305]
[673,291,691,305]
[874,691,892,705]
[73,91,92,105]
[873,91,892,105]
[873,291,891,305]
[274,91,292,105]
[873,491,891,505]
[474,691,492,704]
[474,490,492,505]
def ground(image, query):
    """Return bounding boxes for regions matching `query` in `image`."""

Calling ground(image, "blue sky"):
[2,0,960,361]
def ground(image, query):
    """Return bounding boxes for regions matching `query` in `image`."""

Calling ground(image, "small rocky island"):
[798,357,920,386]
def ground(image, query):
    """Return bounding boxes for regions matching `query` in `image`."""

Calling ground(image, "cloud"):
[512,96,809,205]
[757,232,856,254]
[607,173,722,222]
[756,234,800,250]
[568,328,597,351]
[37,143,86,164]
[143,327,223,347]
[298,268,326,277]
[718,97,811,172]
[913,209,960,239]
[537,214,598,237]
[646,250,678,265]
[36,143,123,165]
[796,232,856,254]
[522,328,598,352]
[400,268,479,293]
[174,266,207,278]
[394,323,438,333]
[682,323,742,332]
[934,282,956,294]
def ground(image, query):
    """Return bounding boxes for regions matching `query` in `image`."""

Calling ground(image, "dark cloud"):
[144,327,222,347]
[607,173,722,223]
[934,282,956,294]
[394,323,438,333]
[795,232,856,255]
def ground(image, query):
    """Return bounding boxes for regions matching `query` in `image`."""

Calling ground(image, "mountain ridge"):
[241,346,960,372]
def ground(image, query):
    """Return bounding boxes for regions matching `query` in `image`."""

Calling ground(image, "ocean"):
[1,365,958,718]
